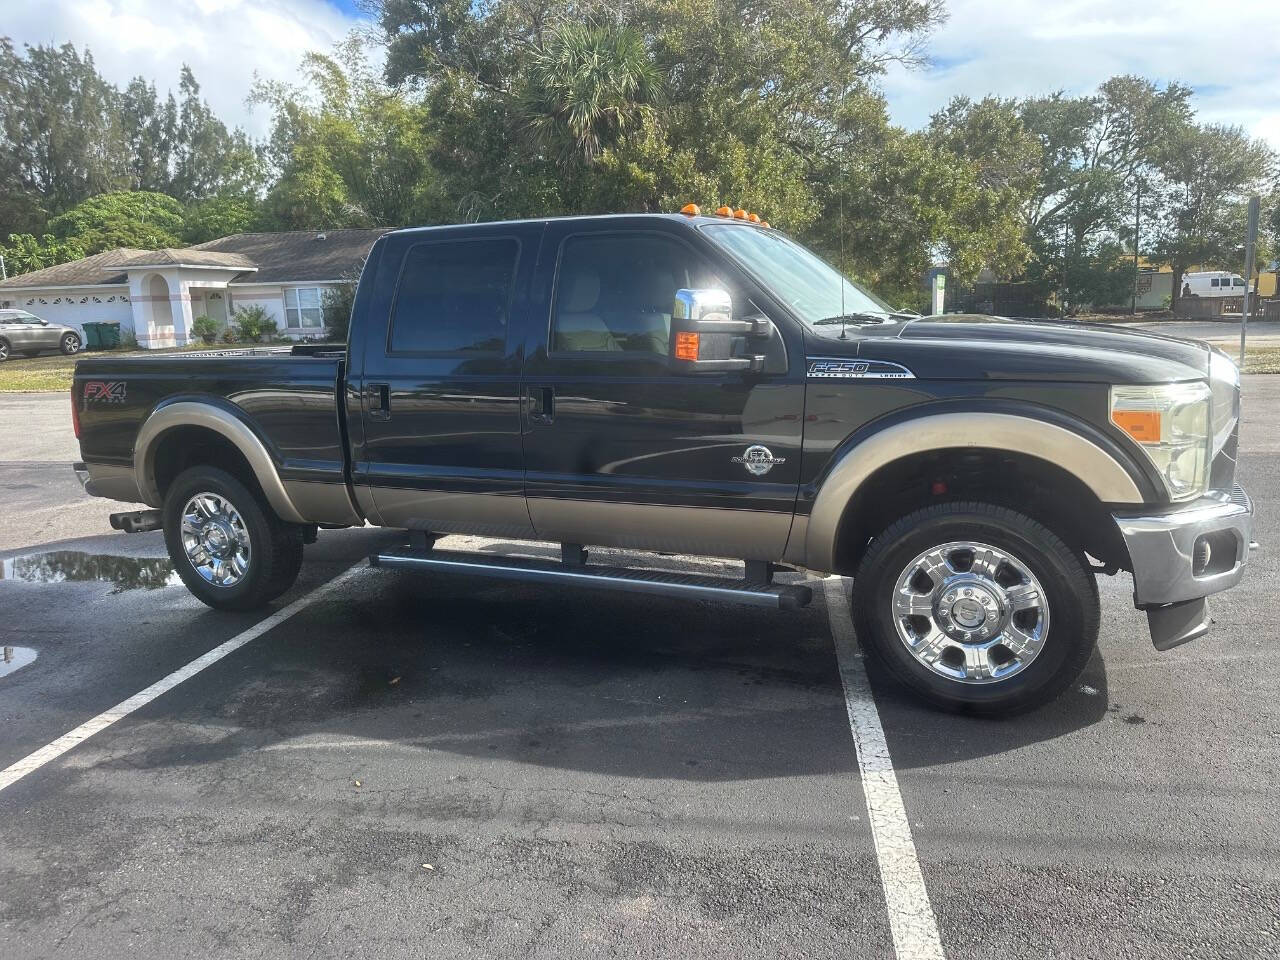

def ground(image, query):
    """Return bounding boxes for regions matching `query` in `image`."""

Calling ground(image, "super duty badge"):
[807,358,914,379]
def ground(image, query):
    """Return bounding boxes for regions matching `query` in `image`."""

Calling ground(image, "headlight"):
[1110,382,1210,501]
[1208,349,1240,457]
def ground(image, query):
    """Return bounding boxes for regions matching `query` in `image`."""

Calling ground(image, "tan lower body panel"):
[281,480,364,527]
[359,488,792,560]
[370,486,536,538]
[527,498,791,560]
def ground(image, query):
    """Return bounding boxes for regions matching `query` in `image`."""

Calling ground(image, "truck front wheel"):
[851,502,1099,715]
[162,465,303,611]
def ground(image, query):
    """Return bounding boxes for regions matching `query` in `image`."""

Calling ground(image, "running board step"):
[369,548,812,610]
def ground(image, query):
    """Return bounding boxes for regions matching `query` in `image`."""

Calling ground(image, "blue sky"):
[6,0,1279,152]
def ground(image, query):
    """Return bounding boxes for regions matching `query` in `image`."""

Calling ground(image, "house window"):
[284,287,325,329]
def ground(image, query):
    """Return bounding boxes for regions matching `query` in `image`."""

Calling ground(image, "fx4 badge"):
[83,381,127,403]
[732,444,786,476]
[807,358,914,379]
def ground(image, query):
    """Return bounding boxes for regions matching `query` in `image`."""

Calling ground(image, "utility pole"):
[0,254,6,281]
[1239,195,1259,368]
[1131,183,1141,314]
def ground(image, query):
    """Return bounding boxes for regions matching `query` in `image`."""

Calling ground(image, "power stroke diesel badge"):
[732,445,786,476]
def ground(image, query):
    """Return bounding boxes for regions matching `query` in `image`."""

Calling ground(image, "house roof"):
[0,227,390,290]
[116,248,258,271]
[0,248,148,289]
[192,228,390,283]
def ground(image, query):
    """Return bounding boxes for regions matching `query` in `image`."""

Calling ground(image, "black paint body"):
[74,214,1215,561]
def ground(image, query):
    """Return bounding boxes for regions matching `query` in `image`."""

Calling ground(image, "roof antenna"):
[837,75,849,341]
[838,185,847,340]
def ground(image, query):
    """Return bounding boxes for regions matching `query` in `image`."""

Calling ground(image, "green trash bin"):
[99,322,121,349]
[81,322,104,350]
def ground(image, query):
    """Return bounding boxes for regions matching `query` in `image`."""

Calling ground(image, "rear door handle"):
[368,382,390,421]
[529,385,555,425]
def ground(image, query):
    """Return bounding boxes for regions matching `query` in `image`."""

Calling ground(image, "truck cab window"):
[552,234,721,356]
[389,238,518,354]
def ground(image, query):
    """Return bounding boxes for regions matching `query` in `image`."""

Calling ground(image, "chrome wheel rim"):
[890,540,1050,684]
[63,334,80,353]
[180,492,252,587]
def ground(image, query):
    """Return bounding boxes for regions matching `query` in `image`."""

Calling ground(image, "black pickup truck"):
[72,212,1254,713]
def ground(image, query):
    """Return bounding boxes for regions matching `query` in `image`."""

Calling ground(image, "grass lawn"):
[0,344,221,392]
[1243,346,1280,374]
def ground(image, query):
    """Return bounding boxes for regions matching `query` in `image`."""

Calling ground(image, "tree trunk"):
[1170,264,1186,315]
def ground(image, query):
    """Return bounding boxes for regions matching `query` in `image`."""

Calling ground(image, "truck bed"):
[73,347,350,493]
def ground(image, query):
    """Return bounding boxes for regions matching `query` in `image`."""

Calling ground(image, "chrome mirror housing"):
[670,288,772,373]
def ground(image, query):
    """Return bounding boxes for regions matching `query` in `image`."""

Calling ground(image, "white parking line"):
[823,577,946,960]
[0,562,369,795]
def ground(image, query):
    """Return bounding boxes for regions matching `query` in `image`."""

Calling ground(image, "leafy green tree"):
[521,21,662,166]
[183,192,260,243]
[0,232,86,275]
[46,191,185,253]
[1149,123,1275,308]
[0,39,127,233]
[252,45,436,229]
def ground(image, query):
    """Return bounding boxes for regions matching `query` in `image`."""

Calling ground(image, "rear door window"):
[389,238,519,354]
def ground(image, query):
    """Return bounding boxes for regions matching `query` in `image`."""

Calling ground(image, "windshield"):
[701,224,893,326]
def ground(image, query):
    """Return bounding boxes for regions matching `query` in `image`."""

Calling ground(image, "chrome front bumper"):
[1114,485,1255,650]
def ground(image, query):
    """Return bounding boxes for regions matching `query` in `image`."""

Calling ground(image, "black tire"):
[162,465,304,611]
[0,338,9,361]
[851,501,1099,716]
[59,332,82,355]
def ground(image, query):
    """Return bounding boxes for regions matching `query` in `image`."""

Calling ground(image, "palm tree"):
[522,21,663,167]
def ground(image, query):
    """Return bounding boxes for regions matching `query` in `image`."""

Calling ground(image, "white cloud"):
[3,0,366,138]
[882,0,1280,151]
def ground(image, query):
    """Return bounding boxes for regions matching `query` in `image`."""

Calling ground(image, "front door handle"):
[529,385,555,425]
[368,382,390,421]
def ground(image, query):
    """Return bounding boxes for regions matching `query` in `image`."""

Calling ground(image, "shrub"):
[322,271,359,342]
[191,314,219,344]
[117,328,138,351]
[221,327,240,343]
[231,304,275,343]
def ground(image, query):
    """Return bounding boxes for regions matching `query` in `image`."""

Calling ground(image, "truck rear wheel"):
[850,502,1098,716]
[162,465,303,611]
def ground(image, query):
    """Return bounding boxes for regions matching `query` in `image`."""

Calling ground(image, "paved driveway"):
[1,381,1277,958]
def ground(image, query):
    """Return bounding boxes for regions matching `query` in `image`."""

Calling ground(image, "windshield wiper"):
[812,310,918,325]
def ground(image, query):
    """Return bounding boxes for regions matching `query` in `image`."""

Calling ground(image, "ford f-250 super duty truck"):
[71,211,1254,713]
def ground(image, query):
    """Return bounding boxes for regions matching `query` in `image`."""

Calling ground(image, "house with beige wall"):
[0,228,388,347]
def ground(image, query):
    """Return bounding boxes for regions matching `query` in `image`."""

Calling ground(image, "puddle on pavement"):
[0,551,179,592]
[0,646,37,678]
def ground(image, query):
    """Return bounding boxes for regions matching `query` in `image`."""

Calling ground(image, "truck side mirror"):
[670,288,771,373]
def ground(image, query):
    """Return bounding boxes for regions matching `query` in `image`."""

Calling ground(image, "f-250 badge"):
[732,445,786,476]
[83,381,127,403]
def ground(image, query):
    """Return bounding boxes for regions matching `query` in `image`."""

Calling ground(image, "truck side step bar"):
[369,548,813,610]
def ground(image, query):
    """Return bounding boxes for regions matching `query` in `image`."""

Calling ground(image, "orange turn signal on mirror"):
[1112,410,1161,443]
[675,331,700,361]
[680,203,700,216]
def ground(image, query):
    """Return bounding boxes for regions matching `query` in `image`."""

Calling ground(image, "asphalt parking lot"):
[2,381,1278,959]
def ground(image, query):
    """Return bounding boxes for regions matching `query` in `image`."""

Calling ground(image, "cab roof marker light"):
[680,203,700,216]
[733,208,748,219]
[716,205,733,217]
[747,213,761,223]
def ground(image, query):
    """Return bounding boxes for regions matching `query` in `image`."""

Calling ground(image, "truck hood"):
[812,314,1211,383]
